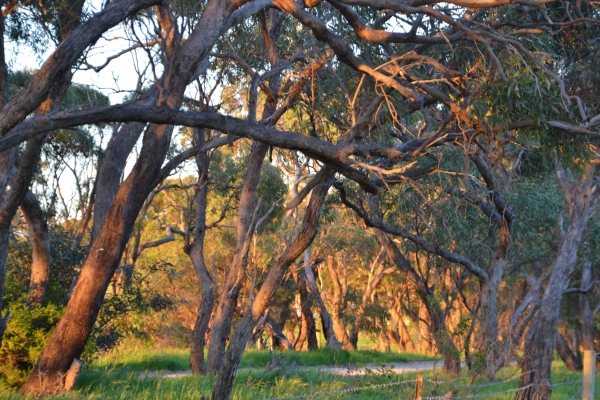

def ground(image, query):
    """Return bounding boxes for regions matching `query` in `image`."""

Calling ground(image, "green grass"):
[1,349,597,399]
[86,346,435,372]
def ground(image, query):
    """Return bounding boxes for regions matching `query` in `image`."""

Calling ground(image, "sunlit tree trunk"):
[376,230,461,373]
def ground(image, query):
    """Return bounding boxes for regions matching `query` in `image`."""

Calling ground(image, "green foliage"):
[0,301,63,388]
[88,261,178,357]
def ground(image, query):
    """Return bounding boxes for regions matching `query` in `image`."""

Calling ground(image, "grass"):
[0,348,597,399]
[86,346,435,372]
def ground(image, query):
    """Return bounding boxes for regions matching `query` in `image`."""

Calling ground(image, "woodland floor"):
[0,347,597,399]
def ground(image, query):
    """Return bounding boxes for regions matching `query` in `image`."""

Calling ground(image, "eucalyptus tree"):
[0,0,593,398]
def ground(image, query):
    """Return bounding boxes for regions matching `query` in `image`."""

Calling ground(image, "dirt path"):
[140,360,442,379]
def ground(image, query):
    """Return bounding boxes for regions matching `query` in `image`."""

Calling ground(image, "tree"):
[0,0,593,397]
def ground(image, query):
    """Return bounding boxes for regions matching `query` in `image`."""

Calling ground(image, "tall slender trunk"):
[21,190,51,308]
[207,141,269,373]
[479,263,504,378]
[517,165,597,400]
[211,173,334,400]
[207,10,284,372]
[187,132,214,375]
[326,256,353,350]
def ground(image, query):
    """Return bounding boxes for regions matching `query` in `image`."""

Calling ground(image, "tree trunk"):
[325,256,354,350]
[21,190,51,308]
[0,69,73,346]
[292,269,318,350]
[207,142,269,374]
[580,261,595,353]
[479,264,503,379]
[555,331,582,371]
[378,329,391,352]
[264,315,294,351]
[92,122,148,243]
[210,173,334,400]
[207,10,286,372]
[517,165,597,400]
[187,135,214,375]
[304,259,343,350]
[390,304,415,352]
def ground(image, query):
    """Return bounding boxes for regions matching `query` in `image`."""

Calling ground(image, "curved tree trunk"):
[207,12,285,370]
[207,142,269,374]
[21,190,51,308]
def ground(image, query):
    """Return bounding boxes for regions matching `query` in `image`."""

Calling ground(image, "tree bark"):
[21,190,51,308]
[207,10,286,372]
[264,315,294,351]
[517,164,597,400]
[304,259,343,350]
[187,131,214,375]
[325,256,353,350]
[292,269,318,350]
[207,142,269,374]
[376,229,461,373]
[580,261,595,353]
[555,331,582,371]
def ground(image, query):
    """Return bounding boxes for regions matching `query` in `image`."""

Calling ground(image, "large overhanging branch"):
[2,104,594,183]
[1,105,395,191]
